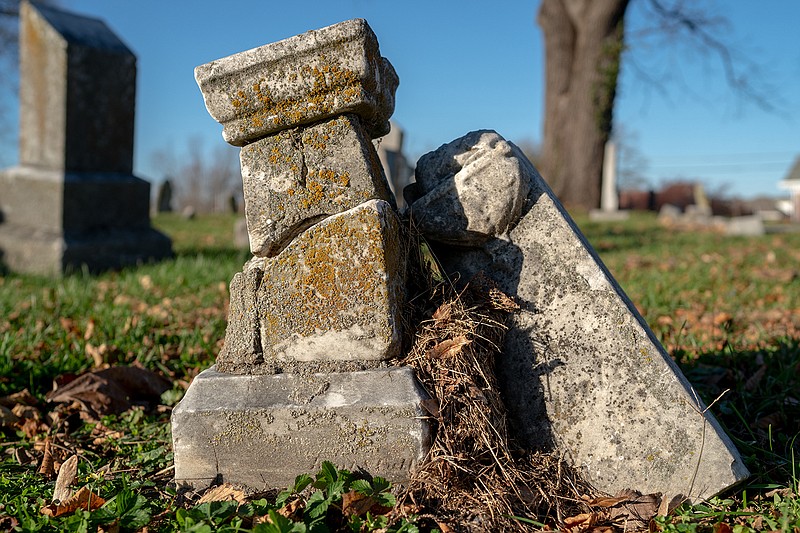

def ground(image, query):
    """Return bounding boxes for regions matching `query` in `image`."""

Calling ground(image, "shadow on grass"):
[676,338,800,488]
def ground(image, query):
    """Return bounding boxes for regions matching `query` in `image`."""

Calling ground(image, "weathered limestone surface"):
[240,114,393,257]
[195,18,398,146]
[414,131,749,501]
[217,199,406,373]
[0,2,171,275]
[408,131,530,246]
[172,366,432,491]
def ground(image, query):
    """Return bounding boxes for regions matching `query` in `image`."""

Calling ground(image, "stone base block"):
[0,223,172,276]
[0,166,152,233]
[171,366,431,491]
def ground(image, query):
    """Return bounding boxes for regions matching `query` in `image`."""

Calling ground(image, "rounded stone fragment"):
[410,130,532,246]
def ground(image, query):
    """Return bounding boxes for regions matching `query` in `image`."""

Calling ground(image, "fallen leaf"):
[606,489,661,528]
[563,511,602,531]
[0,515,19,531]
[46,365,171,419]
[0,389,37,408]
[713,522,733,533]
[427,335,471,359]
[755,412,783,430]
[84,319,95,341]
[276,498,304,521]
[197,483,247,505]
[38,438,56,478]
[420,398,441,419]
[40,486,106,517]
[342,490,377,517]
[0,405,19,427]
[53,455,79,503]
[86,343,109,368]
[744,365,767,392]
[432,302,453,323]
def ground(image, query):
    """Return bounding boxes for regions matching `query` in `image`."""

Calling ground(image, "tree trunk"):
[537,0,629,210]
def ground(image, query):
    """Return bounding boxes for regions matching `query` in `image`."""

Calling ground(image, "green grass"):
[0,211,798,531]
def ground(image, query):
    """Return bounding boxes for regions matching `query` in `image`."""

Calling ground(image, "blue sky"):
[2,0,799,199]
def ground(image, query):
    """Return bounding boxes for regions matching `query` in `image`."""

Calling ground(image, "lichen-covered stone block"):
[217,199,405,372]
[172,366,432,491]
[195,18,398,146]
[240,114,393,257]
[415,130,749,502]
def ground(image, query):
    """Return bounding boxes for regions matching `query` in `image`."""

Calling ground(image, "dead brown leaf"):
[84,319,96,341]
[427,335,471,359]
[197,483,247,505]
[86,343,109,368]
[0,388,37,408]
[276,498,304,522]
[0,404,19,427]
[744,365,767,392]
[342,490,377,517]
[563,511,603,531]
[432,302,453,323]
[0,515,19,531]
[40,486,106,517]
[38,438,57,478]
[46,365,171,419]
[713,522,733,533]
[53,455,79,503]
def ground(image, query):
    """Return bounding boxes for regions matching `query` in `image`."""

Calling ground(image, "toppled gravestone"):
[172,19,431,491]
[0,2,171,275]
[407,130,749,502]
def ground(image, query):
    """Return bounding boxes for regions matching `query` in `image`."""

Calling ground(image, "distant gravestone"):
[375,122,414,210]
[156,179,174,213]
[0,2,171,275]
[409,130,749,502]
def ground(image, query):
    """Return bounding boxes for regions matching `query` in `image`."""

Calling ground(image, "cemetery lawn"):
[0,211,798,531]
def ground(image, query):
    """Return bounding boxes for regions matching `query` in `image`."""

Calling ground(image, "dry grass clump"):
[396,273,597,531]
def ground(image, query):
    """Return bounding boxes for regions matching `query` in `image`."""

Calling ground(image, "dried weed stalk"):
[396,272,597,531]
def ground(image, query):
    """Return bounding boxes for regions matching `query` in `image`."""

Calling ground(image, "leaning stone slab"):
[195,18,398,146]
[172,366,432,491]
[217,199,406,373]
[414,131,749,501]
[240,114,393,257]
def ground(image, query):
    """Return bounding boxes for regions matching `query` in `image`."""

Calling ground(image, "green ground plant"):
[0,211,797,531]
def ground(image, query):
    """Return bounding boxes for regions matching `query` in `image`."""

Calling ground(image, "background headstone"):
[0,2,171,275]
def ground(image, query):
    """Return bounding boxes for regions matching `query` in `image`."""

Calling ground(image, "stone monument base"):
[0,166,172,275]
[171,366,432,491]
[0,223,173,276]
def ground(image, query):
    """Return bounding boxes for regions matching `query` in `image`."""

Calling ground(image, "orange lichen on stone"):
[239,114,393,257]
[251,200,405,362]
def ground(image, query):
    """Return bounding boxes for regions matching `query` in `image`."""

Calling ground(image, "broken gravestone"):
[172,19,431,490]
[407,130,749,502]
[0,1,171,275]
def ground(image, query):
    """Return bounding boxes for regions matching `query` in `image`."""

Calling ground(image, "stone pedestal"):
[172,367,431,490]
[0,2,171,275]
[173,19,429,491]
